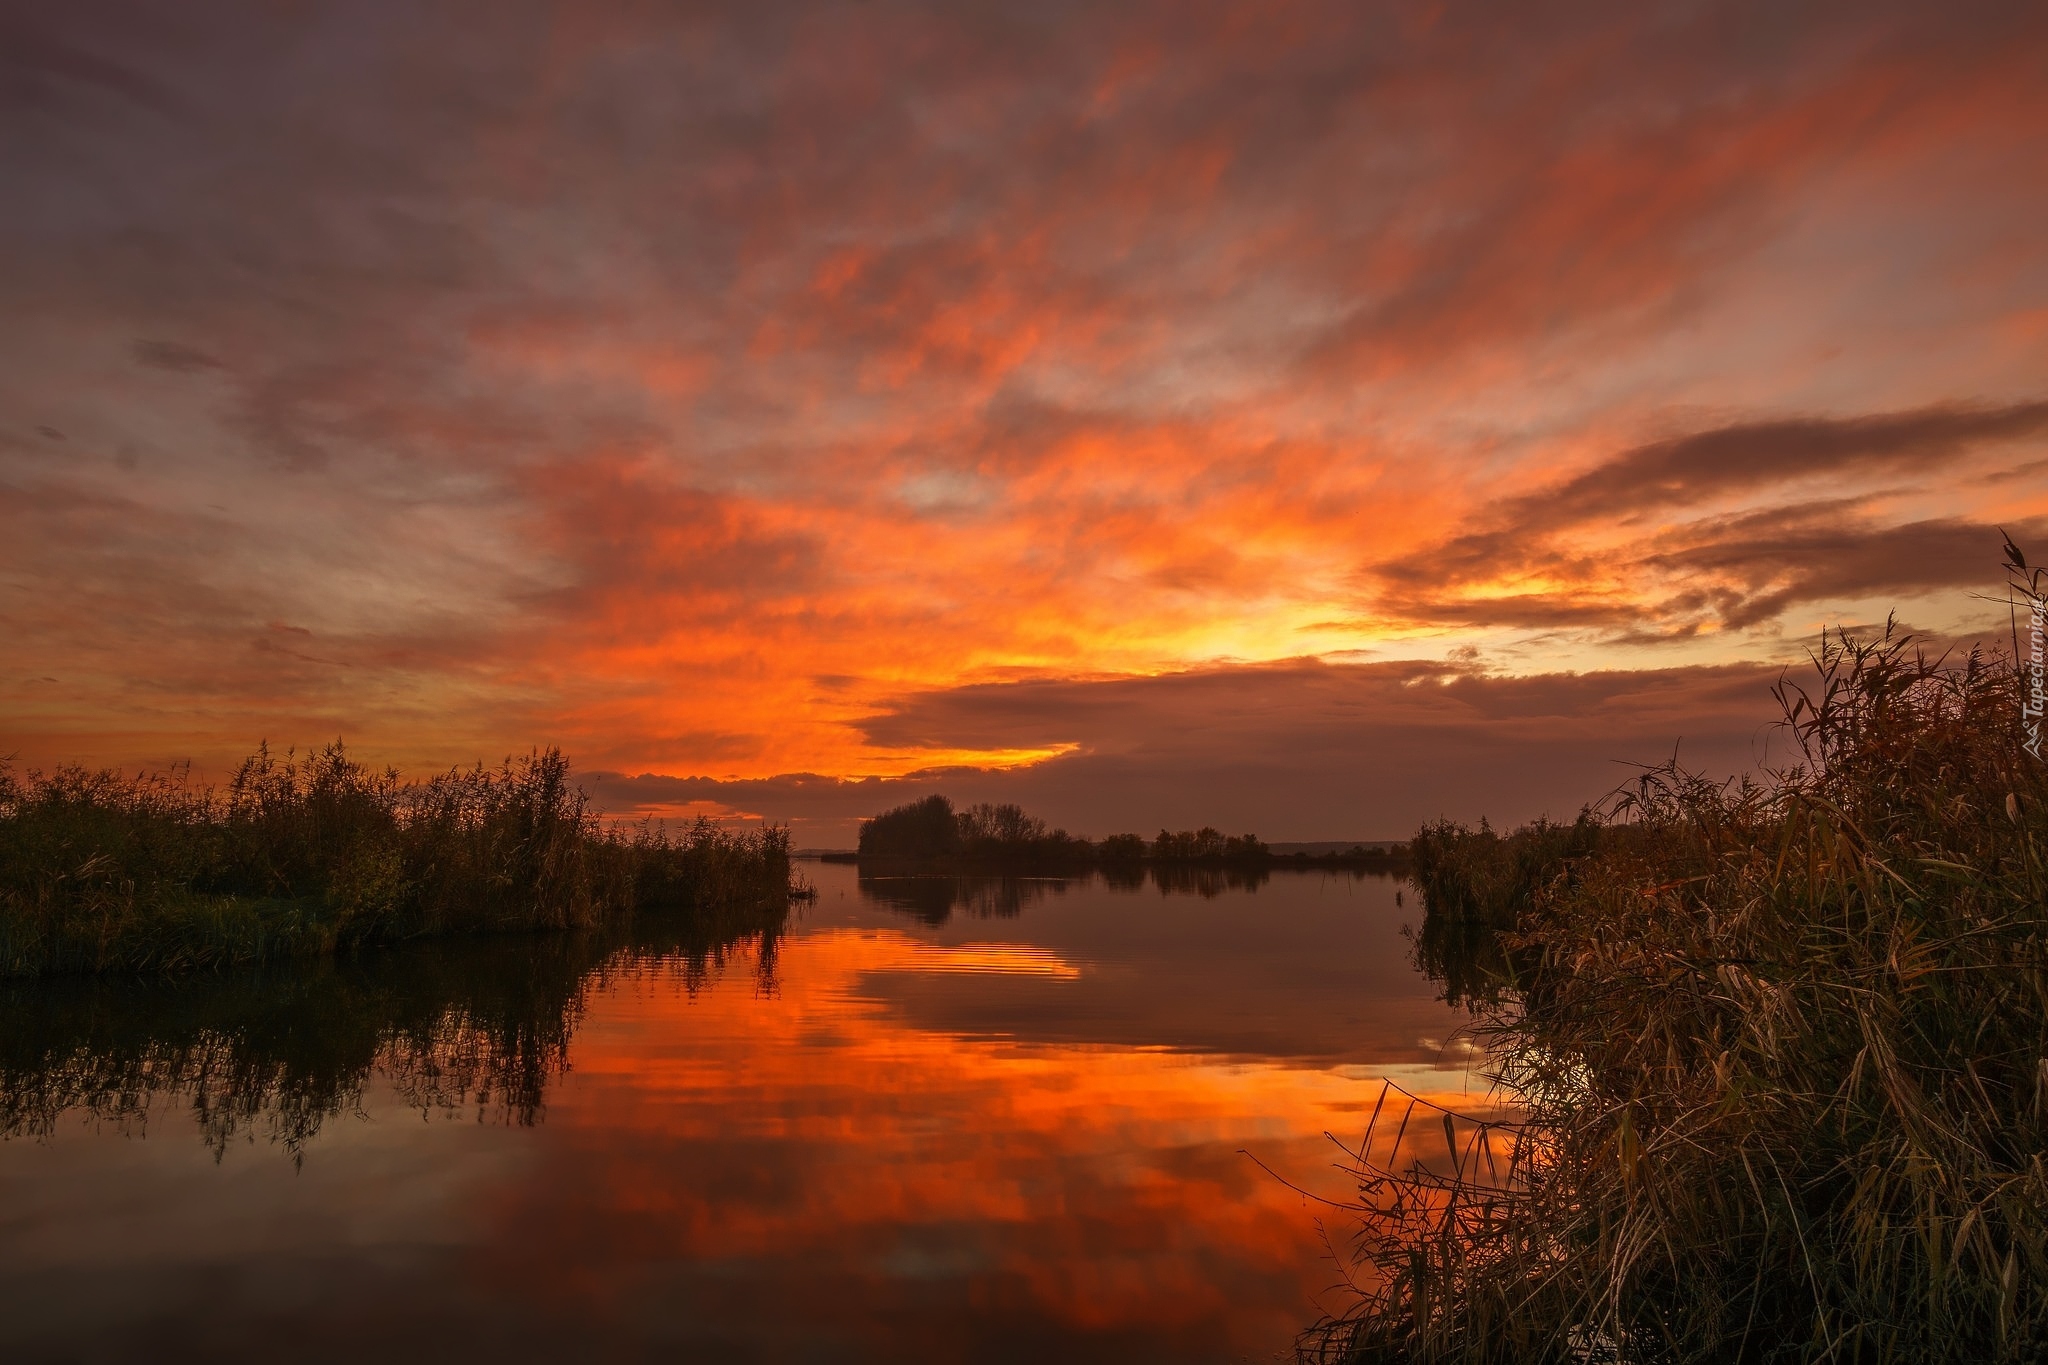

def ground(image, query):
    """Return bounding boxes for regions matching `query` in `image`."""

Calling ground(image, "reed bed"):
[1310,626,2048,1363]
[0,742,791,978]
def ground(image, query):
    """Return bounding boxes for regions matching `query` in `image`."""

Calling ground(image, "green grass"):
[1311,625,2048,1363]
[0,742,792,978]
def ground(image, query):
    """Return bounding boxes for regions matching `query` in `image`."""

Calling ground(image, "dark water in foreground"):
[0,862,1484,1364]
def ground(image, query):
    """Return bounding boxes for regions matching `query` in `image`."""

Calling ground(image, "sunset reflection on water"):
[0,864,1488,1364]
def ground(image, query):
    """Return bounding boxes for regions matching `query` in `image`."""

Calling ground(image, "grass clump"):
[1313,626,2048,1364]
[1409,813,1602,930]
[0,742,791,978]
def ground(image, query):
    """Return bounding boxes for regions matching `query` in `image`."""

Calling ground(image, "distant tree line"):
[853,794,1406,872]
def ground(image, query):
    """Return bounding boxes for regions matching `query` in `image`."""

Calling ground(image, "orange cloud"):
[2,1,2044,832]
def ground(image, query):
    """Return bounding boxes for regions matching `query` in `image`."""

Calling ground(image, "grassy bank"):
[1314,627,2048,1363]
[0,743,791,978]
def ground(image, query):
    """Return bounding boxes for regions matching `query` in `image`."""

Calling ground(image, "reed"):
[1310,625,2048,1363]
[0,742,792,978]
[1409,813,1602,930]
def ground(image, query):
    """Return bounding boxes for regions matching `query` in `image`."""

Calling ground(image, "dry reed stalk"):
[1311,627,2048,1363]
[0,742,793,977]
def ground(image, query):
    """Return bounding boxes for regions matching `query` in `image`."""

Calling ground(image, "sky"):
[3,0,2046,843]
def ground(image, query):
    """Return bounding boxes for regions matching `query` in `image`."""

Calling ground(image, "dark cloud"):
[1372,402,2048,636]
[1646,511,2048,629]
[1530,403,2048,527]
[1375,516,2048,636]
[131,338,223,373]
[589,657,1793,843]
[0,13,184,117]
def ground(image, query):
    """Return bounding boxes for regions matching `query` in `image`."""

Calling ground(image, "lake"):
[0,861,1486,1364]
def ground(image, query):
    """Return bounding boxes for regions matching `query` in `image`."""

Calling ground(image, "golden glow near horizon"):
[2,4,2046,834]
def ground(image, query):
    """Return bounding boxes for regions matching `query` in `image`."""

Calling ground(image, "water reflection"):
[854,872,1070,923]
[1411,912,1520,1012]
[0,865,1484,1364]
[0,913,780,1162]
[1407,898,1552,1021]
[856,861,1334,926]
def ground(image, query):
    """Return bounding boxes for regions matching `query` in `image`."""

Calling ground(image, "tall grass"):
[0,742,791,978]
[1311,627,2048,1363]
[1409,813,1601,930]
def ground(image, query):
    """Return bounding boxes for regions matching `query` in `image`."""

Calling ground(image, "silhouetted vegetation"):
[1148,826,1261,860]
[1309,626,2048,1364]
[856,793,963,862]
[858,794,1094,869]
[1098,831,1149,863]
[1409,814,1602,930]
[0,742,792,978]
[854,795,1402,874]
[1273,842,1413,872]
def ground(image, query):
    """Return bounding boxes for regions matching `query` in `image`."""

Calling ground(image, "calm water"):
[0,863,1483,1364]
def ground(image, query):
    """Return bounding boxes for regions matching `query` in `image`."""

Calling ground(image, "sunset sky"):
[4,1,2046,841]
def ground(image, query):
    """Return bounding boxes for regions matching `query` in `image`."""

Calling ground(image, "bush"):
[856,794,1093,869]
[1408,813,1601,929]
[857,794,962,862]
